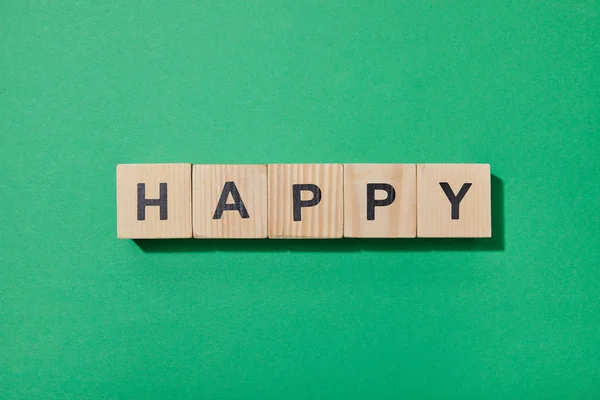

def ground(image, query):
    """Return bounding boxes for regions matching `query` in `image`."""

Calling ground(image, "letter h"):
[137,183,168,221]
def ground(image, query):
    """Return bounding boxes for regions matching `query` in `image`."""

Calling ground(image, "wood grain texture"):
[268,164,343,238]
[116,163,192,239]
[192,164,267,238]
[417,164,491,238]
[344,164,416,238]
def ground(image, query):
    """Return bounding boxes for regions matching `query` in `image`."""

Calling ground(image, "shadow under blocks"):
[134,175,504,253]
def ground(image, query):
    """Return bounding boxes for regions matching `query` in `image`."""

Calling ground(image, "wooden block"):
[417,164,491,238]
[116,163,192,239]
[343,164,416,238]
[268,164,343,238]
[192,164,267,238]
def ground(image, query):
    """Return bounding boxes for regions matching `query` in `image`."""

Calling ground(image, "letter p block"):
[268,164,343,238]
[116,163,192,238]
[343,164,416,238]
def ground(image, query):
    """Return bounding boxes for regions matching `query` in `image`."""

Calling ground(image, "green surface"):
[2,1,599,399]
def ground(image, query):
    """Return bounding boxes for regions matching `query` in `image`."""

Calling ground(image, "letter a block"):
[417,164,491,238]
[268,164,343,238]
[192,164,267,238]
[344,164,416,238]
[116,164,192,238]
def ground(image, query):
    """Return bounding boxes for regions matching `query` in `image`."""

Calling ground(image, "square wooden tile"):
[417,164,491,238]
[192,164,267,238]
[344,164,416,238]
[116,163,192,239]
[268,164,343,238]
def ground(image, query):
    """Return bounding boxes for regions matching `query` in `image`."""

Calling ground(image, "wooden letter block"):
[417,164,491,238]
[192,164,267,238]
[344,164,416,238]
[116,163,192,238]
[268,164,343,238]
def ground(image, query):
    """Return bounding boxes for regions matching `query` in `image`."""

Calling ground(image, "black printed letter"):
[366,183,396,220]
[439,182,472,220]
[213,181,250,219]
[137,183,168,221]
[292,184,322,221]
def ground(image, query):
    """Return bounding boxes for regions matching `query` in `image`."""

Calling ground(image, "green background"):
[2,1,599,399]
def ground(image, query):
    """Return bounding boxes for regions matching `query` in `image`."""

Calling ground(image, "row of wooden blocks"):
[116,163,492,239]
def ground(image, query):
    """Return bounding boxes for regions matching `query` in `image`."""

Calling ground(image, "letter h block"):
[417,164,491,238]
[116,164,192,238]
[268,164,343,238]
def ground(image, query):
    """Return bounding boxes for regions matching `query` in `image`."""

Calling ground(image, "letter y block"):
[417,164,491,237]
